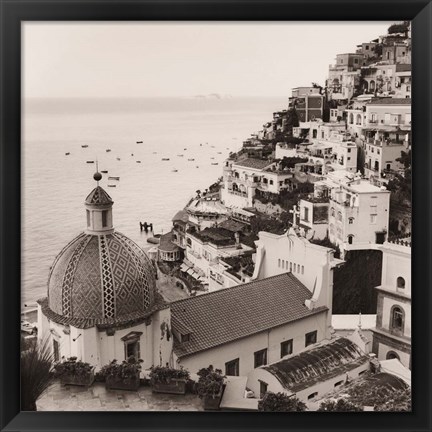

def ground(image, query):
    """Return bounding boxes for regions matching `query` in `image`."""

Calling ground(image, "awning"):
[180,263,189,272]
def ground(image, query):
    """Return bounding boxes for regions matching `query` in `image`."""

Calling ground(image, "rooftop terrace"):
[37,381,203,411]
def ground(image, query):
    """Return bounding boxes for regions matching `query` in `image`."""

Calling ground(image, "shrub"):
[99,356,143,383]
[53,356,93,378]
[196,365,225,399]
[317,398,363,412]
[21,337,55,411]
[149,366,190,384]
[258,392,307,412]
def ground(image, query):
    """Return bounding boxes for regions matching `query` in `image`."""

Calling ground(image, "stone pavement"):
[37,381,204,411]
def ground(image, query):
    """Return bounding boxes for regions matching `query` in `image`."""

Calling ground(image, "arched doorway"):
[386,351,400,361]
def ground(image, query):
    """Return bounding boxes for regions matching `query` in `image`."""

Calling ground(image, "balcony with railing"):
[227,189,248,197]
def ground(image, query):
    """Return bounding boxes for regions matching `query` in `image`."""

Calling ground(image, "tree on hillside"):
[387,21,410,35]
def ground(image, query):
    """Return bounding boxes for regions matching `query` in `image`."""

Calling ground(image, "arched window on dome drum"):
[390,305,404,334]
[86,210,90,227]
[397,276,405,289]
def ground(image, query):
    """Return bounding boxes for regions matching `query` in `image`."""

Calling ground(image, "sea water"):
[22,96,287,307]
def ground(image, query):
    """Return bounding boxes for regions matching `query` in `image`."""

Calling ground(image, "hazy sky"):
[23,22,393,98]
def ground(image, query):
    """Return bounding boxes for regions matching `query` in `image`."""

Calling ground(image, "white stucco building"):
[314,171,390,254]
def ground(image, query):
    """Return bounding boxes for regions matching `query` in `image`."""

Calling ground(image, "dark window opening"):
[254,349,268,368]
[391,306,404,333]
[86,210,91,227]
[259,381,268,399]
[181,334,190,343]
[308,392,318,400]
[225,358,240,376]
[125,340,140,360]
[53,339,60,362]
[102,210,108,227]
[305,330,317,347]
[280,339,293,358]
[386,351,400,360]
[397,277,405,289]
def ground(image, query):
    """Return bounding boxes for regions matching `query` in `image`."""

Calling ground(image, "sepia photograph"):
[21,21,412,413]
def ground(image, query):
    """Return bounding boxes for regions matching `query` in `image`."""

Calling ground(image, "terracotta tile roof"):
[233,158,272,170]
[263,337,368,392]
[85,186,113,205]
[396,64,411,72]
[367,98,411,105]
[158,231,180,252]
[172,210,189,224]
[171,273,327,358]
[218,219,247,233]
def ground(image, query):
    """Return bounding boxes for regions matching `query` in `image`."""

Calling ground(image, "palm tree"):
[21,337,55,411]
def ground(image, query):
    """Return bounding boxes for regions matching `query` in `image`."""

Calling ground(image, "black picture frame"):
[1,1,431,431]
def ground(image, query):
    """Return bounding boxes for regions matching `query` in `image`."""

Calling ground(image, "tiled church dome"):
[47,231,156,323]
[42,175,157,327]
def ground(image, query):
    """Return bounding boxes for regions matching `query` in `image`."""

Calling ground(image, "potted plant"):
[149,366,190,395]
[54,356,95,387]
[196,365,226,410]
[100,356,142,391]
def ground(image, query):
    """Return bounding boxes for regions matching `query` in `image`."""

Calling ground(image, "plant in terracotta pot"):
[149,366,190,395]
[54,356,95,387]
[196,365,226,410]
[100,356,143,391]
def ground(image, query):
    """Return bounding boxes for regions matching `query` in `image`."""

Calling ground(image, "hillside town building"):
[372,235,411,369]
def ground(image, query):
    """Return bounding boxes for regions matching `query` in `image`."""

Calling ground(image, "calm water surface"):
[22,97,287,307]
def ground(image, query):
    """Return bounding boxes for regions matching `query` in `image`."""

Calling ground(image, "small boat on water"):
[211,146,215,148]
[196,166,199,168]
[172,169,178,172]
[108,176,120,181]
[136,161,141,163]
[184,148,187,150]
[136,141,143,144]
[188,158,195,161]
[86,161,95,164]
[108,184,116,188]
[116,157,121,161]
[106,149,111,152]
[147,237,160,245]
[177,154,184,157]
[210,157,215,160]
[217,152,222,154]
[161,158,170,161]
[81,145,88,148]
[131,153,134,156]
[65,152,70,156]
[211,163,219,165]
[153,152,157,154]
[101,170,108,174]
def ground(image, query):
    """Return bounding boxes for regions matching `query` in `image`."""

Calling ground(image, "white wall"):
[177,312,327,377]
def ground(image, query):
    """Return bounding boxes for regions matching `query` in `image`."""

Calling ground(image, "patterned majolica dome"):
[44,176,156,326]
